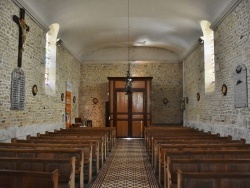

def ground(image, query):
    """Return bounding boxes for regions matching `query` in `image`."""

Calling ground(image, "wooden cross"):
[13,8,30,68]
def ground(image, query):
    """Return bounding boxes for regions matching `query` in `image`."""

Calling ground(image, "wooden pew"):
[10,139,100,175]
[153,137,244,168]
[167,158,250,188]
[163,150,250,188]
[0,148,85,188]
[34,133,107,160]
[25,135,103,169]
[5,141,93,182]
[0,156,75,188]
[145,128,207,155]
[0,169,59,188]
[153,135,235,168]
[45,130,107,150]
[177,170,250,188]
[59,127,116,151]
[158,142,250,183]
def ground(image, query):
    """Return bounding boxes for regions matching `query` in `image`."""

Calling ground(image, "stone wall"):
[183,0,250,142]
[80,62,183,127]
[0,0,81,142]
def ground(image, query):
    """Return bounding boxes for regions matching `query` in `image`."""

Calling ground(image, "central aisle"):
[90,139,159,188]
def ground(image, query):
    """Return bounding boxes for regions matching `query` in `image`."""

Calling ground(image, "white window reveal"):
[45,23,59,96]
[200,20,215,93]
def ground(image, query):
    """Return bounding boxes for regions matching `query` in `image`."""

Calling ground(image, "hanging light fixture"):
[125,0,132,95]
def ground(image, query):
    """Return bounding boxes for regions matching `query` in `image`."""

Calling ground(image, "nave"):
[89,139,159,188]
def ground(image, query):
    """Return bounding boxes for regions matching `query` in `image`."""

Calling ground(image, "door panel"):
[116,91,145,138]
[108,77,152,138]
[117,92,128,113]
[132,92,144,113]
[132,121,143,137]
[116,121,128,137]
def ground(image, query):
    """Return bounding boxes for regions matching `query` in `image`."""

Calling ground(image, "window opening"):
[200,20,215,93]
[45,23,59,96]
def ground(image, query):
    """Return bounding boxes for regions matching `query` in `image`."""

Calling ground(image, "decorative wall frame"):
[32,84,38,96]
[197,93,200,101]
[163,98,169,105]
[61,93,64,101]
[222,84,227,96]
[93,98,98,104]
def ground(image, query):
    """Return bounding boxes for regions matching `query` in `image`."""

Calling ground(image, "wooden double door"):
[108,77,152,138]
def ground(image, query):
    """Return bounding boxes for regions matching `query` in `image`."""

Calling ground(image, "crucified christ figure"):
[13,8,30,67]
[13,14,30,52]
[18,18,30,51]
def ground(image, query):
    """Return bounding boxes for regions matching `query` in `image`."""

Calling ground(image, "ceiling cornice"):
[180,0,243,62]
[12,0,82,62]
[12,0,49,31]
[211,0,243,29]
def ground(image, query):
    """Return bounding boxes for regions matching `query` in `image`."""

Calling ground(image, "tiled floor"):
[90,139,159,188]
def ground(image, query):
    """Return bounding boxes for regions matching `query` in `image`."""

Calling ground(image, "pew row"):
[58,127,116,151]
[158,143,250,183]
[10,139,100,175]
[0,157,75,188]
[167,158,250,188]
[177,170,250,188]
[163,150,250,188]
[0,148,85,188]
[33,133,107,161]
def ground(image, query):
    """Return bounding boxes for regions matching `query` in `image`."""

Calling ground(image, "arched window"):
[200,20,215,93]
[45,23,59,96]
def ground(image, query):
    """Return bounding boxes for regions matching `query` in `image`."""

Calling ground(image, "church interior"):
[0,0,250,187]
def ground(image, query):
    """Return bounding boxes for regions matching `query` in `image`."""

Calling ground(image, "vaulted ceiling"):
[14,0,241,63]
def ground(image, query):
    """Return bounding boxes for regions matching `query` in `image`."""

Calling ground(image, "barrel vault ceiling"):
[13,0,241,64]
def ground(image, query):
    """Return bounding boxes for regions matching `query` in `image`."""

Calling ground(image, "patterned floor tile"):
[90,139,159,188]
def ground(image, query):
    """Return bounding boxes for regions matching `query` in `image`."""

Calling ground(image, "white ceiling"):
[14,0,241,63]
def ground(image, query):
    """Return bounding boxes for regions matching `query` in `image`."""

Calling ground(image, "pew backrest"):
[0,169,59,188]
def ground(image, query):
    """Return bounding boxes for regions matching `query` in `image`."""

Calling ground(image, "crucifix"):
[10,8,29,110]
[13,8,30,67]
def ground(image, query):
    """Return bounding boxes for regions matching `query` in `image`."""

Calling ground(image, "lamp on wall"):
[125,0,132,95]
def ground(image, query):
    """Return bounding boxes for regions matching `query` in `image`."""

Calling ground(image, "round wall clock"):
[222,84,227,96]
[32,85,38,96]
